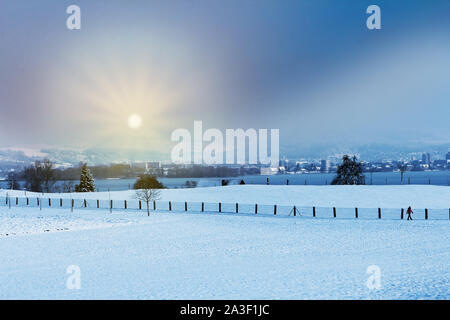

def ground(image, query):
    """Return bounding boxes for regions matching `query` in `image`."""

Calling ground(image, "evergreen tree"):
[331,155,365,185]
[75,163,96,192]
[133,174,164,190]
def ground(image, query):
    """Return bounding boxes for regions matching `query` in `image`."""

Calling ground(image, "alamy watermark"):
[366,5,381,30]
[66,5,81,30]
[65,4,380,31]
[171,121,279,167]
[366,265,381,290]
[66,265,81,290]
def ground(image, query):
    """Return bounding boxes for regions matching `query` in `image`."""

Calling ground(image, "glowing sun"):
[128,114,142,129]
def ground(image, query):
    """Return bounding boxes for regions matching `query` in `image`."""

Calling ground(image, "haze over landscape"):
[0,1,449,302]
[1,0,450,165]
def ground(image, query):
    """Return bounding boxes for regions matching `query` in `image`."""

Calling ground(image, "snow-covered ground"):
[0,185,448,299]
[2,185,450,208]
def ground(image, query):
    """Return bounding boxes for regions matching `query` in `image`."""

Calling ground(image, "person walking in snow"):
[407,206,413,220]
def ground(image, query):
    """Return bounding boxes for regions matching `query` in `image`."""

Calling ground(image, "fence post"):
[255,204,258,214]
[274,205,277,215]
[378,208,381,219]
[84,199,87,208]
[202,202,204,212]
[26,197,29,206]
[60,198,63,207]
[37,198,39,206]
[153,201,156,211]
[333,207,336,218]
[185,201,188,212]
[168,201,171,211]
[72,199,74,211]
[293,206,296,217]
[140,201,142,210]
[49,198,51,207]
[16,197,18,205]
[313,206,316,217]
[425,208,428,220]
[401,208,404,220]
[97,199,99,209]
[219,202,222,213]
[355,207,358,218]
[236,203,238,213]
[110,200,113,212]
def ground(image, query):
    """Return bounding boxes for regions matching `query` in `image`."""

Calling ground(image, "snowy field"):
[0,185,448,299]
[2,184,450,208]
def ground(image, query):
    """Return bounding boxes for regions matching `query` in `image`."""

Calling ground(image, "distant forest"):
[18,163,258,181]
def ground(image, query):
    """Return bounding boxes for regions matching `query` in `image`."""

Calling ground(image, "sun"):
[128,114,142,129]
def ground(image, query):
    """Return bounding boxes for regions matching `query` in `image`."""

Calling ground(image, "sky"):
[0,0,449,159]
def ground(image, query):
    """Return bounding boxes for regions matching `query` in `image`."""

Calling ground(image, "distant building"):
[131,161,161,172]
[433,160,446,167]
[147,161,161,169]
[279,159,289,170]
[320,160,331,172]
[260,167,279,175]
[422,153,431,165]
[131,162,147,170]
[446,152,450,164]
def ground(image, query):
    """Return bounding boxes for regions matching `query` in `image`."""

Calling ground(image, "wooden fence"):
[1,195,449,220]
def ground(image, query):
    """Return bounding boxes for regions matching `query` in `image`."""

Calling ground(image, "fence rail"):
[1,195,449,221]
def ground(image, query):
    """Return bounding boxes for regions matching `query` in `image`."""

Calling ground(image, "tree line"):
[7,159,97,193]
[5,155,367,192]
[6,158,167,194]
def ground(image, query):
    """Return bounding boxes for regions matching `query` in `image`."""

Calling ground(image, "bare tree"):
[23,162,42,192]
[61,180,75,193]
[7,172,20,190]
[40,159,56,193]
[398,164,407,184]
[135,189,161,216]
[22,159,57,193]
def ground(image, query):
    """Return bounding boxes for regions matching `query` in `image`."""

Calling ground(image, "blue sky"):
[0,0,449,155]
